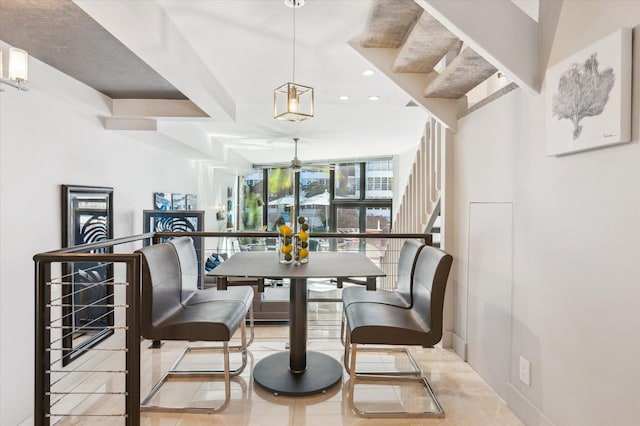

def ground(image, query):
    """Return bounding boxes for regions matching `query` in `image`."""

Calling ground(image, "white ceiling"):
[79,0,429,166]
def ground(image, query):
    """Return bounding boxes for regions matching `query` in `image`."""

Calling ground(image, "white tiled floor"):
[30,294,524,425]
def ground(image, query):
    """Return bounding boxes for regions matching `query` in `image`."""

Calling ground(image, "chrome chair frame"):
[141,317,249,413]
[343,328,444,418]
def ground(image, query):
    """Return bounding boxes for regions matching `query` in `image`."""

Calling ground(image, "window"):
[239,158,393,234]
[299,168,330,232]
[239,170,264,230]
[334,163,360,199]
[267,168,294,230]
[365,159,393,199]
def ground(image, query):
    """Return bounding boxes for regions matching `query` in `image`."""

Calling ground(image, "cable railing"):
[33,231,431,423]
[34,233,152,425]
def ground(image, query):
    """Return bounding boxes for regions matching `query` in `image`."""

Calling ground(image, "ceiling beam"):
[415,0,541,95]
[74,0,236,121]
[104,118,231,163]
[111,99,208,118]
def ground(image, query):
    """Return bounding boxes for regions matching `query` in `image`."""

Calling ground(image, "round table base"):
[253,351,343,396]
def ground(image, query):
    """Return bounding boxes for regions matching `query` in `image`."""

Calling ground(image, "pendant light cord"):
[292,3,296,83]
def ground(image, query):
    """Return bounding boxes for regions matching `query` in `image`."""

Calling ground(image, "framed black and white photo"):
[546,28,632,156]
[61,185,114,366]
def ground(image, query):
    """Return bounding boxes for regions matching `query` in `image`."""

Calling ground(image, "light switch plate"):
[519,356,531,386]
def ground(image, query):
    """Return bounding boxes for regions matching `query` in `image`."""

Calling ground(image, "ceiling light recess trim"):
[284,0,305,8]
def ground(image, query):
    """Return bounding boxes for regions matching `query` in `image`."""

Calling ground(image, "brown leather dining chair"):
[170,237,256,346]
[343,245,453,418]
[339,239,426,343]
[136,237,254,413]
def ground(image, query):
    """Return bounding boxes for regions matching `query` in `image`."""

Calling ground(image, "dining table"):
[208,251,385,396]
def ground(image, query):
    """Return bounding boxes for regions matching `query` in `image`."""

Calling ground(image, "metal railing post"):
[34,260,51,426]
[125,256,141,426]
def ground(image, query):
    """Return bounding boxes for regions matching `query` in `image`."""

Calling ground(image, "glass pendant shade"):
[274,82,314,122]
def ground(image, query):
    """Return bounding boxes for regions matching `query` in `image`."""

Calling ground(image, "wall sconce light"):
[0,47,30,91]
[215,204,228,221]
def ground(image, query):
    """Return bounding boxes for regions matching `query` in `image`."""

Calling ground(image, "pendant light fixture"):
[274,0,314,122]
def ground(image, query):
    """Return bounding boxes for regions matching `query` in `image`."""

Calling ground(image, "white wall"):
[451,2,640,425]
[0,54,237,424]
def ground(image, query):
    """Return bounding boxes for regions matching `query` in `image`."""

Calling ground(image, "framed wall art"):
[546,28,632,156]
[143,209,205,287]
[171,193,186,210]
[154,192,171,210]
[61,184,114,366]
[185,194,198,210]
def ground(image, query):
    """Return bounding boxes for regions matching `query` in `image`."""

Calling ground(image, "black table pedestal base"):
[253,351,343,396]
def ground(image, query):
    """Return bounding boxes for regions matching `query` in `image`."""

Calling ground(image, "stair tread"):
[424,47,497,98]
[392,12,459,73]
[360,0,422,48]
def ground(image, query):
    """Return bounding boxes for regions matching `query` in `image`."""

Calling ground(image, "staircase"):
[393,116,447,237]
[378,116,448,290]
[352,0,518,128]
[360,0,517,284]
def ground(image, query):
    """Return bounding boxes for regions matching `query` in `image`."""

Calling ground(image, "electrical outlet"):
[519,356,531,386]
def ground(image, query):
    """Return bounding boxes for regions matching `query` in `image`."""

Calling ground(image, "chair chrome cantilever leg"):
[344,328,445,418]
[141,318,249,413]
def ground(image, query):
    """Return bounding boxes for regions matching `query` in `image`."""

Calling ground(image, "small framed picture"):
[154,192,171,210]
[171,193,186,210]
[185,194,198,210]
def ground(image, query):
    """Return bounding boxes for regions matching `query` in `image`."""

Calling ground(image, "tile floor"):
[32,291,524,426]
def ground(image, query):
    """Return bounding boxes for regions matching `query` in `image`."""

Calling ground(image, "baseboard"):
[441,330,453,348]
[452,332,467,361]
[506,383,556,426]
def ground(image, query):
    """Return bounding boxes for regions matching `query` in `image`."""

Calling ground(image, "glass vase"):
[278,233,293,264]
[296,216,309,264]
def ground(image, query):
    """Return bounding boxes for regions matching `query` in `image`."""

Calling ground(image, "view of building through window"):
[365,159,394,199]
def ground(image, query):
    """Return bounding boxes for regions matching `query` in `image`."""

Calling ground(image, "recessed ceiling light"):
[368,96,380,101]
[338,95,350,101]
[362,70,375,77]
